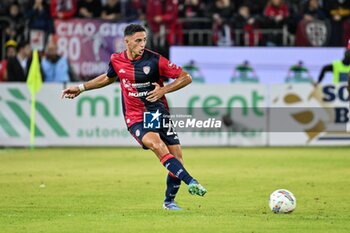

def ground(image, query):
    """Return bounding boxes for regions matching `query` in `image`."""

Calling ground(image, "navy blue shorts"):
[129,121,180,149]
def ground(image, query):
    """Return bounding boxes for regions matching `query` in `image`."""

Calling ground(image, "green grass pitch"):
[0,147,349,233]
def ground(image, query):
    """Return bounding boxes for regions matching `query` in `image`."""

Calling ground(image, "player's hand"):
[154,16,162,23]
[146,82,165,102]
[61,86,81,99]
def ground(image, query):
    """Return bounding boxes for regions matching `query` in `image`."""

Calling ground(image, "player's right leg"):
[142,132,190,210]
[142,132,206,194]
[129,123,206,206]
[168,144,207,197]
[141,132,194,184]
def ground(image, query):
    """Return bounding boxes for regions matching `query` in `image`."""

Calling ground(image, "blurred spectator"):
[146,0,183,47]
[0,60,6,82]
[285,61,313,83]
[317,49,350,85]
[7,41,31,82]
[295,0,328,46]
[26,0,54,43]
[0,40,17,82]
[324,0,350,46]
[101,0,121,21]
[234,0,267,16]
[285,0,303,36]
[231,60,259,83]
[263,0,289,46]
[179,0,205,19]
[0,2,26,49]
[302,0,326,21]
[124,0,145,22]
[76,0,102,18]
[210,0,235,46]
[5,40,17,58]
[233,5,261,46]
[178,0,209,45]
[0,0,13,15]
[6,2,25,39]
[50,0,77,19]
[41,42,77,83]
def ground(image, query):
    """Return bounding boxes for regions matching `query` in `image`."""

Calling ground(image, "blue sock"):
[164,173,181,203]
[160,153,193,185]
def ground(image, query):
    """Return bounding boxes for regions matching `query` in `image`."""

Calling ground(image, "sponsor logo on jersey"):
[123,79,151,91]
[133,82,150,88]
[128,91,148,97]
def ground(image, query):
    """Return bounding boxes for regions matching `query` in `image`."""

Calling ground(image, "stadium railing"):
[153,17,292,47]
[234,25,291,46]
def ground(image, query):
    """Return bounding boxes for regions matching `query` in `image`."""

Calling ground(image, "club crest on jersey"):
[143,66,150,75]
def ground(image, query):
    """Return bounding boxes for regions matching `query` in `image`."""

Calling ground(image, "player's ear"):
[124,36,130,44]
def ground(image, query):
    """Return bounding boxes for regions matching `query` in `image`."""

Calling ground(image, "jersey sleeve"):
[106,62,118,79]
[158,56,182,79]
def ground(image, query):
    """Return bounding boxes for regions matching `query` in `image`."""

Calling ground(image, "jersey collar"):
[123,50,143,61]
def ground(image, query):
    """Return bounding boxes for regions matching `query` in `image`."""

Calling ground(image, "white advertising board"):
[0,84,267,147]
[269,83,350,145]
[170,47,344,84]
[0,83,348,147]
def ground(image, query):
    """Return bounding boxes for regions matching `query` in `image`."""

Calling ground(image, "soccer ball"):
[269,189,296,213]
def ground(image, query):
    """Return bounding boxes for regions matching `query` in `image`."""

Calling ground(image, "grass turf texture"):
[0,147,349,233]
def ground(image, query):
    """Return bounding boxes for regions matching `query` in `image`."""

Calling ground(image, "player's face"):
[125,31,147,59]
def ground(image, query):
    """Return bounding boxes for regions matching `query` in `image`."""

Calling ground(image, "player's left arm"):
[146,70,192,102]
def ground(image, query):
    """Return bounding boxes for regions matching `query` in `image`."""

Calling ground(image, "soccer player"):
[61,24,207,210]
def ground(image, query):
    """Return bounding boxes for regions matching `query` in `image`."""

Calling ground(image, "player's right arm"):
[62,61,118,99]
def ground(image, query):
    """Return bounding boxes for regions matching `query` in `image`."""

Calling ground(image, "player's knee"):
[148,141,167,153]
[175,155,183,164]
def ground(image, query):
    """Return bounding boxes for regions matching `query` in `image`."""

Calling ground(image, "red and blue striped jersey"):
[107,49,182,128]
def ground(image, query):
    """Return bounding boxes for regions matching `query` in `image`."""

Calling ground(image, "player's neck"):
[125,50,141,61]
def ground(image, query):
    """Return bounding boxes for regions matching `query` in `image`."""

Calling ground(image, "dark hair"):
[17,40,29,51]
[124,24,146,37]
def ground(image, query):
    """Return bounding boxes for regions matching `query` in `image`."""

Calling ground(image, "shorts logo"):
[143,110,161,129]
[143,66,150,75]
[135,129,140,137]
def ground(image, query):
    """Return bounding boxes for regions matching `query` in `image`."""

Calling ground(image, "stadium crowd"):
[1,0,350,82]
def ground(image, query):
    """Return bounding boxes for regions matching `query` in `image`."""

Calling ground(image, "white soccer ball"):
[269,189,296,213]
